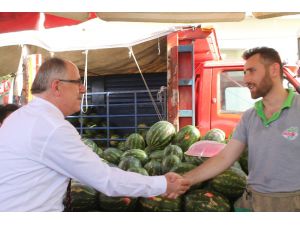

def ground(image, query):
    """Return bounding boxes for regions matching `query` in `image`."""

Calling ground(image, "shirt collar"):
[254,89,295,126]
[31,96,65,120]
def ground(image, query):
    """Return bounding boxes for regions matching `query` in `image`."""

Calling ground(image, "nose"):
[79,83,86,94]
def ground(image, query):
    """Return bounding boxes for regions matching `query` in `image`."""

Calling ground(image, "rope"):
[128,46,163,121]
[81,50,89,113]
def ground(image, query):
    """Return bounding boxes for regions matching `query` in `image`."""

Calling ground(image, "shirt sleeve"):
[37,123,167,197]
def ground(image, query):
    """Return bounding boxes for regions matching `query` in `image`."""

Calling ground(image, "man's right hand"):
[162,172,191,199]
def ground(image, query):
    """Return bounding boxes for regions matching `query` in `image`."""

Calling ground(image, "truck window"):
[220,70,258,113]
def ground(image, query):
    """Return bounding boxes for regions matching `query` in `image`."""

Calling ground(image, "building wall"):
[206,16,300,64]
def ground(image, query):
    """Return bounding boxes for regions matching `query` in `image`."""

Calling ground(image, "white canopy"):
[0,17,180,52]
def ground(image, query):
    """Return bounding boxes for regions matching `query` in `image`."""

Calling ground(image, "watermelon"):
[183,154,208,166]
[203,128,226,143]
[110,134,121,147]
[231,161,242,170]
[163,145,183,160]
[117,141,126,151]
[82,138,103,157]
[185,140,226,157]
[239,148,248,174]
[211,168,247,200]
[184,189,230,212]
[93,133,106,148]
[121,149,148,165]
[170,162,197,175]
[144,159,162,176]
[139,196,182,212]
[162,155,181,173]
[149,150,165,161]
[172,125,201,152]
[146,121,176,151]
[101,147,123,165]
[127,167,149,176]
[125,133,145,150]
[68,180,98,212]
[170,162,202,189]
[87,113,102,124]
[84,122,99,137]
[137,123,148,139]
[118,156,142,171]
[144,146,154,154]
[98,192,137,212]
[78,114,88,126]
[66,116,79,127]
[229,166,247,177]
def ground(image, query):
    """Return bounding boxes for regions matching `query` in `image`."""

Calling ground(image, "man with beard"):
[0,57,190,211]
[183,47,300,211]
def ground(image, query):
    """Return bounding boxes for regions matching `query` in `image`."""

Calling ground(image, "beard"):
[250,70,273,99]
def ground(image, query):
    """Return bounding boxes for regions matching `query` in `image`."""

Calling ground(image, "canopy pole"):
[81,50,89,113]
[128,46,163,121]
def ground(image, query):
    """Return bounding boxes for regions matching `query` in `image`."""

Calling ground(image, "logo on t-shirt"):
[282,127,298,140]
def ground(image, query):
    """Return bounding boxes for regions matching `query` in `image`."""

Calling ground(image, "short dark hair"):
[31,57,68,94]
[0,104,19,123]
[242,47,283,79]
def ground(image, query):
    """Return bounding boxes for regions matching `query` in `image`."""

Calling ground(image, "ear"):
[50,80,61,97]
[269,63,280,78]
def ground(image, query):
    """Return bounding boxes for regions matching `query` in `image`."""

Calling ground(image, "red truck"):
[166,26,300,137]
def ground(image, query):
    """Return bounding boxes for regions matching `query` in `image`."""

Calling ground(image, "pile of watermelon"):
[66,123,248,212]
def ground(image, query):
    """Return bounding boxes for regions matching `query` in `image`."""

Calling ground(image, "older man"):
[0,58,190,211]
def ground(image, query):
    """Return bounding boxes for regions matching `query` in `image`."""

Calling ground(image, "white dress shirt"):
[0,97,166,211]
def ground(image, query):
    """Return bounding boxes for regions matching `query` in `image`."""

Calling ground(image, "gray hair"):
[31,57,68,94]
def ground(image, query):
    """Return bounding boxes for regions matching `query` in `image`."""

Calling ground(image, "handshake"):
[163,172,191,199]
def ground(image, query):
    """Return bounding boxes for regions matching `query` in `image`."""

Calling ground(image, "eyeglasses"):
[58,79,83,85]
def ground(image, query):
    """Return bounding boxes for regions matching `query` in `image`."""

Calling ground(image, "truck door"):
[210,66,257,136]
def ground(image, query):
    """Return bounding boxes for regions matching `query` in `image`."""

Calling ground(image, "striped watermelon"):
[163,144,183,160]
[144,159,162,176]
[68,180,98,212]
[204,128,226,143]
[121,149,148,165]
[82,138,103,157]
[98,192,137,211]
[146,121,176,151]
[184,189,230,212]
[170,162,196,175]
[101,147,123,165]
[183,154,207,166]
[125,133,145,150]
[137,123,149,139]
[110,134,121,147]
[117,141,126,151]
[84,122,98,137]
[239,148,248,174]
[118,156,142,171]
[162,155,181,173]
[211,168,247,199]
[149,150,165,162]
[127,167,149,176]
[139,196,182,212]
[172,125,201,152]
